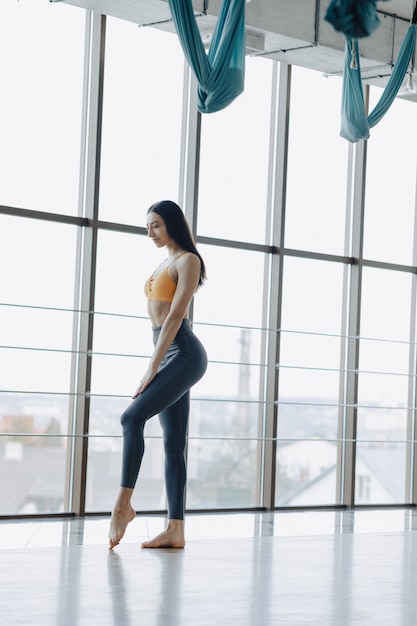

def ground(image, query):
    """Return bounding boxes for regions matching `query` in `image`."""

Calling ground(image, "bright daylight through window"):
[2,0,417,517]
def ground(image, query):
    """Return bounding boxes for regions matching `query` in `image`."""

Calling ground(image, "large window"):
[357,268,412,504]
[197,56,273,245]
[284,67,349,256]
[2,5,417,517]
[0,1,84,215]
[0,215,77,514]
[363,91,417,266]
[276,257,344,506]
[189,246,266,509]
[98,19,184,225]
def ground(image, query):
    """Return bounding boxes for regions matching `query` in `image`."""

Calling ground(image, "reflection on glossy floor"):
[2,509,417,625]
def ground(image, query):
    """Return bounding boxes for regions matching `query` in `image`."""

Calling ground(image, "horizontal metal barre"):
[275,400,414,412]
[0,344,413,378]
[0,389,416,413]
[0,432,415,445]
[1,301,417,345]
[0,344,151,360]
[0,301,148,323]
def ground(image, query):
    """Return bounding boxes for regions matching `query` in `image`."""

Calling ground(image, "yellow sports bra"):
[144,252,187,303]
[144,267,177,302]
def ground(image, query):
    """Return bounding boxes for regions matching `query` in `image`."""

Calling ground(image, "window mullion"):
[405,159,417,503]
[67,11,106,515]
[341,135,367,507]
[261,61,290,510]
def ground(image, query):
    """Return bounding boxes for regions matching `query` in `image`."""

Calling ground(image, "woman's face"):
[146,212,172,248]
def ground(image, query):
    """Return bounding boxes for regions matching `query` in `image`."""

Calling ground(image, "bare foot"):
[109,505,136,549]
[142,520,185,549]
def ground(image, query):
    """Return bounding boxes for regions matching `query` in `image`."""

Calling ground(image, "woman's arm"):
[133,253,201,397]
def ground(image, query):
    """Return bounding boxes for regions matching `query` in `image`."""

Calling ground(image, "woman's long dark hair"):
[147,200,206,287]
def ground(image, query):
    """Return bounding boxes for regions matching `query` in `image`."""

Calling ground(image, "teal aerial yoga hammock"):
[325,0,390,39]
[338,5,417,142]
[167,0,245,113]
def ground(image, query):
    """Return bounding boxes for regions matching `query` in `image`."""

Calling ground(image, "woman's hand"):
[132,365,158,398]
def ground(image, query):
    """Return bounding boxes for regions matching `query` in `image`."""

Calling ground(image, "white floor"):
[1,509,417,625]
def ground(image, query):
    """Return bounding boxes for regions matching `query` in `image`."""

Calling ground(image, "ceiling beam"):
[52,0,417,98]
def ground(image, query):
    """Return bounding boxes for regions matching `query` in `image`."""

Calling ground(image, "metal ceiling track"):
[51,0,417,100]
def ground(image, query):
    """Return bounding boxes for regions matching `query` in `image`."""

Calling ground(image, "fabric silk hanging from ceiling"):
[167,0,246,113]
[341,24,417,142]
[325,0,390,39]
[325,0,417,142]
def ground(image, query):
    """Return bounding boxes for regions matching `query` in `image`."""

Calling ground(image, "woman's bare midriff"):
[147,300,190,327]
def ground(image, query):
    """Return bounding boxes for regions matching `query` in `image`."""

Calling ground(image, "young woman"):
[109,200,207,549]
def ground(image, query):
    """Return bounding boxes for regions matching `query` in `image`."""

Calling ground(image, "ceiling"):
[56,0,417,98]
[379,0,415,17]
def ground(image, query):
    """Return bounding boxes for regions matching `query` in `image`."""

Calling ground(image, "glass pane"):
[276,441,338,506]
[186,325,263,509]
[91,228,161,417]
[0,419,69,515]
[193,245,265,328]
[0,2,84,215]
[280,257,344,335]
[360,267,411,343]
[197,56,273,244]
[85,432,166,514]
[192,324,263,401]
[88,229,158,511]
[0,215,78,309]
[363,90,417,265]
[276,257,345,505]
[189,247,265,509]
[94,229,160,317]
[355,443,407,505]
[357,268,412,504]
[285,67,348,255]
[99,20,184,224]
[1,348,72,396]
[186,439,259,509]
[91,231,156,400]
[0,215,77,514]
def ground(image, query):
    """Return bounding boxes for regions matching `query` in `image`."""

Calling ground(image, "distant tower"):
[238,329,251,397]
[236,328,251,435]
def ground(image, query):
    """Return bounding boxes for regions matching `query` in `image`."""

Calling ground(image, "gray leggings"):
[120,319,207,520]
